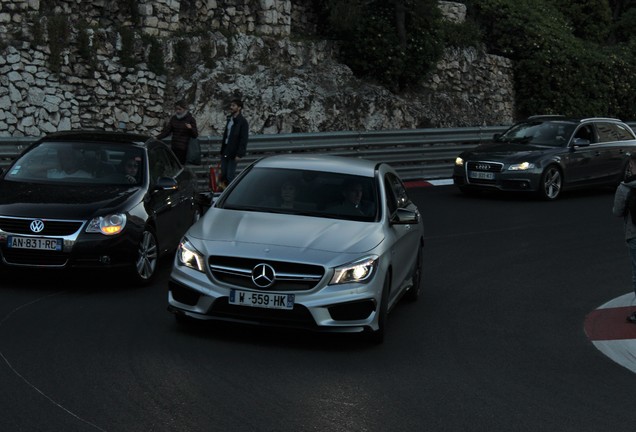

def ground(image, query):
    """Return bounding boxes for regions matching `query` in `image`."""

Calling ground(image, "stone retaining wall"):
[0,0,296,38]
[0,1,515,137]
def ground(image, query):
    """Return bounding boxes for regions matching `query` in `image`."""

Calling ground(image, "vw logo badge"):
[251,263,276,288]
[30,219,45,233]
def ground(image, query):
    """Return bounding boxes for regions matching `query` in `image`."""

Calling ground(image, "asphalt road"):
[1,185,635,432]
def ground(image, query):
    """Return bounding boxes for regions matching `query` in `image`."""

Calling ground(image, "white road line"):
[0,292,108,432]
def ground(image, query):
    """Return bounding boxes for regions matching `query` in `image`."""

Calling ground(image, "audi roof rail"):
[527,115,566,120]
[579,117,622,122]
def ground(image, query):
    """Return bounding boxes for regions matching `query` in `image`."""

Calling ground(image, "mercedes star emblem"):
[251,263,276,288]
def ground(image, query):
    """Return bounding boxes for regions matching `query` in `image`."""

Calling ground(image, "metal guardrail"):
[0,126,510,190]
[4,122,636,190]
[6,122,636,190]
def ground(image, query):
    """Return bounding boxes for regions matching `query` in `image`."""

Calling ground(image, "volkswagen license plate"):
[7,236,61,251]
[468,171,495,180]
[229,290,294,310]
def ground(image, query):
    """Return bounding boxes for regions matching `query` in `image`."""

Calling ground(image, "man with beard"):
[157,100,199,165]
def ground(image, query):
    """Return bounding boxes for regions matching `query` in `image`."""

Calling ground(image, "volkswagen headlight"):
[330,256,378,285]
[86,213,127,235]
[508,162,535,171]
[177,238,205,272]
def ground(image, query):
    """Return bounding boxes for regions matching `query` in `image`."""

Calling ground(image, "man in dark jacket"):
[220,99,249,185]
[613,152,636,323]
[157,100,198,165]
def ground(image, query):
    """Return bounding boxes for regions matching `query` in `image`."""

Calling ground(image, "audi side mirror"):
[572,138,591,147]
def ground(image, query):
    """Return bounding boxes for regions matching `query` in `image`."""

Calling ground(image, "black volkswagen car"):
[0,131,200,283]
[453,116,636,200]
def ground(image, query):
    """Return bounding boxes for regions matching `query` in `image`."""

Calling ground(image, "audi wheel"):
[538,165,562,200]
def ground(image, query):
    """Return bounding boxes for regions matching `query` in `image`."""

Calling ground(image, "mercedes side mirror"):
[390,208,419,225]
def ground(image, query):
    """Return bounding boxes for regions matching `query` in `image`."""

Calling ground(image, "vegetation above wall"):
[309,0,636,120]
[313,0,481,93]
[466,0,636,120]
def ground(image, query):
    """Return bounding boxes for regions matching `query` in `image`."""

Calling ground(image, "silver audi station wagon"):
[453,116,636,200]
[167,155,424,343]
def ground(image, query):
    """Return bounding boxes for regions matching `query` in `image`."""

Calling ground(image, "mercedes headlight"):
[177,238,205,272]
[330,256,378,285]
[86,213,127,235]
[508,162,535,171]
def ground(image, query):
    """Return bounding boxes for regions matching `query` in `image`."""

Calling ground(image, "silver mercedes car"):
[167,155,424,343]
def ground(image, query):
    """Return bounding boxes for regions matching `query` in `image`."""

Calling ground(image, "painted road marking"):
[585,293,636,373]
[585,306,636,341]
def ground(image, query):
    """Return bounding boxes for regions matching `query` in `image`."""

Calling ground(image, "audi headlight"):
[330,256,378,285]
[508,162,535,171]
[86,213,127,235]
[455,157,464,167]
[177,238,205,272]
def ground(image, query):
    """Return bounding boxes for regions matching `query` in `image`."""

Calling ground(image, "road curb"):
[404,179,453,188]
[585,293,636,373]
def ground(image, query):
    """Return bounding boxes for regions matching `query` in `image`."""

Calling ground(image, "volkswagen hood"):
[0,180,142,219]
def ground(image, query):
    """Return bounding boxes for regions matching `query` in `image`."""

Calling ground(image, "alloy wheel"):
[541,166,562,200]
[135,229,158,281]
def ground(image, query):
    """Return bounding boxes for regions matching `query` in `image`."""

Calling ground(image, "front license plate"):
[229,290,295,310]
[468,171,495,180]
[7,236,61,251]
